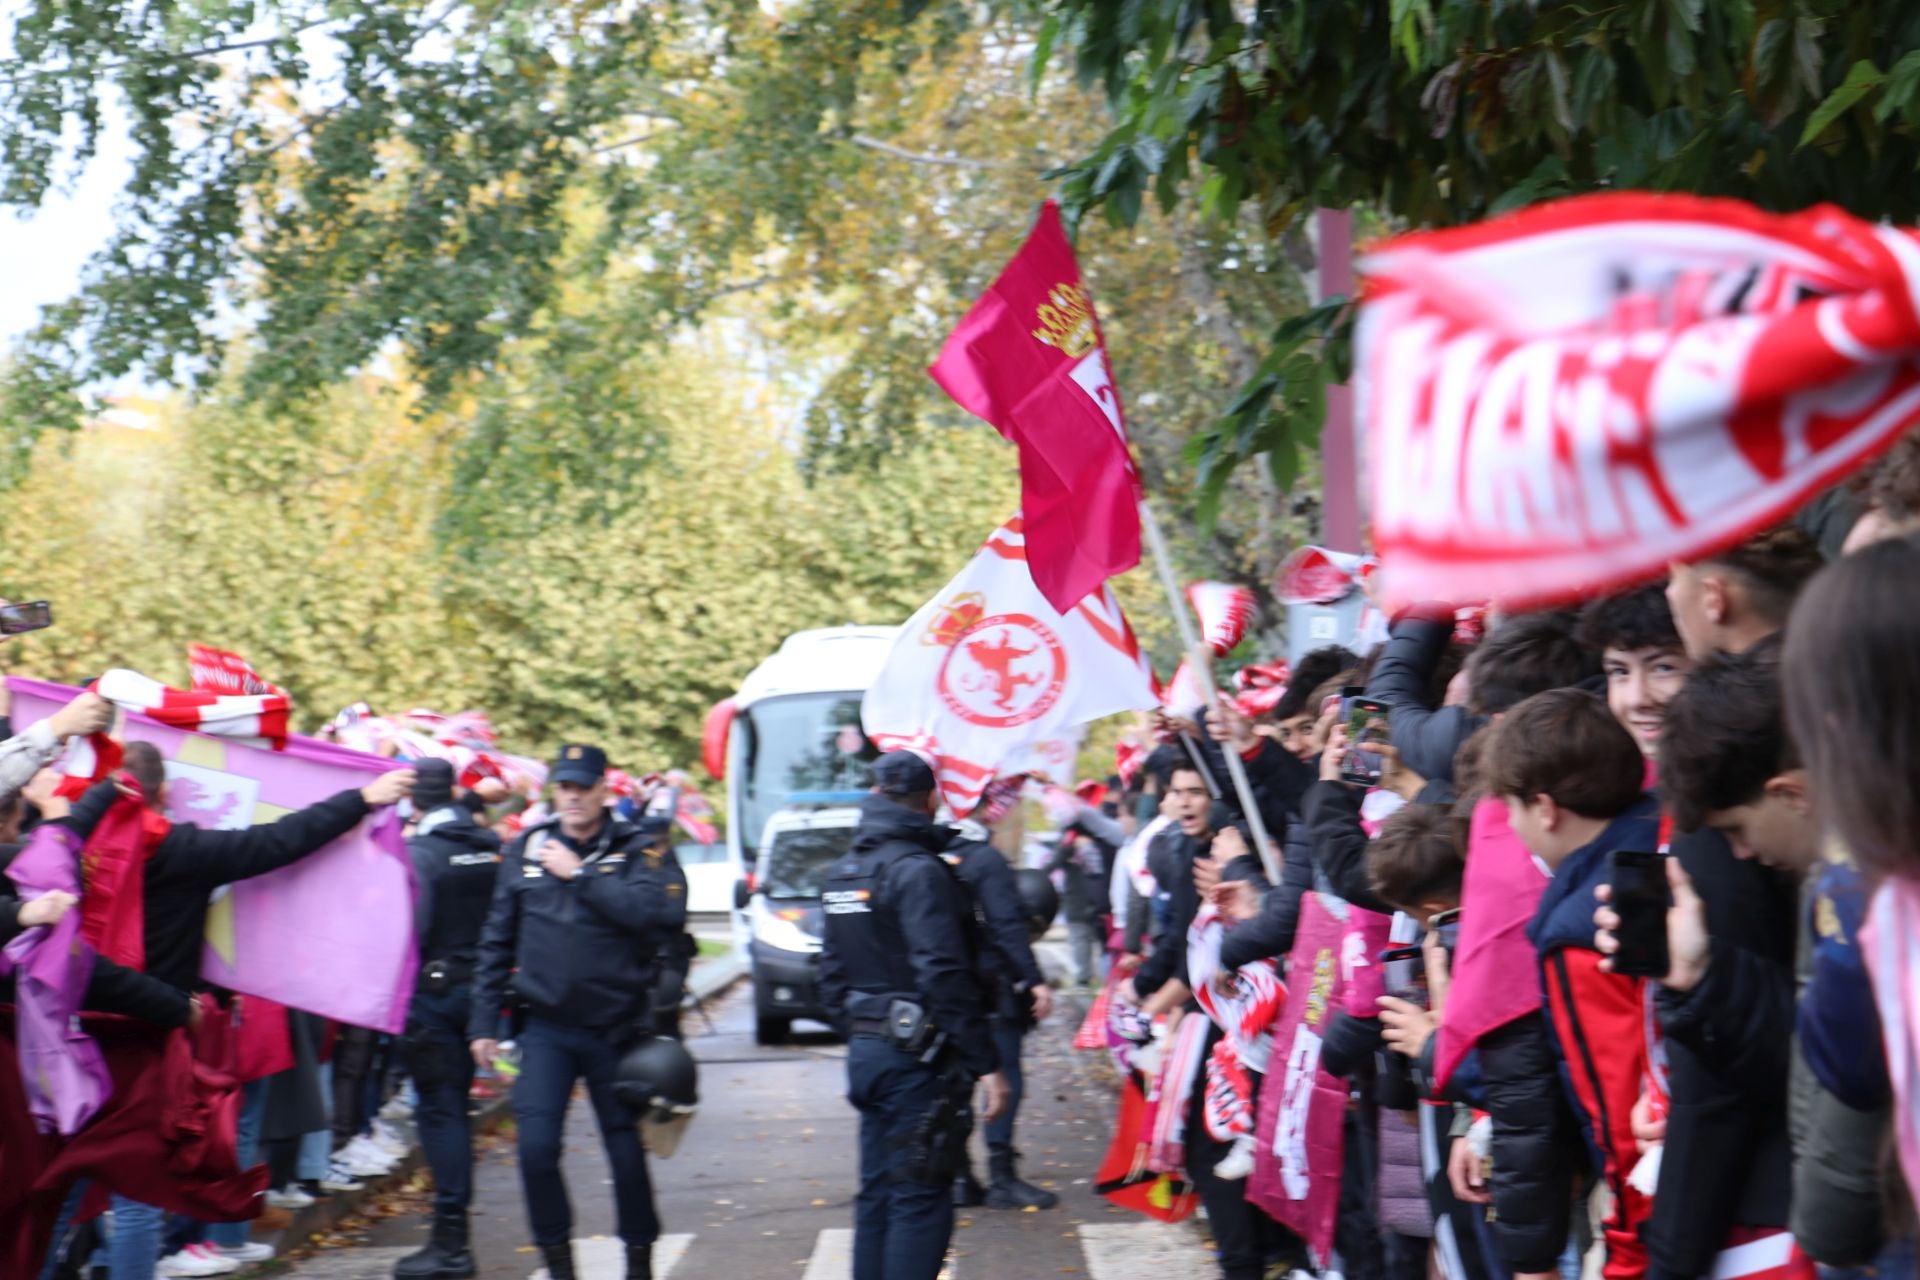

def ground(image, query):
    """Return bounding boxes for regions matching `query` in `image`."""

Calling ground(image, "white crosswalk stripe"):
[800,1227,855,1280]
[529,1234,694,1280]
[1075,1220,1219,1278]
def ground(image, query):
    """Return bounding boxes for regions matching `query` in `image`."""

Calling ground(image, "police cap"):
[633,813,673,844]
[872,750,937,797]
[551,743,609,787]
[412,758,456,811]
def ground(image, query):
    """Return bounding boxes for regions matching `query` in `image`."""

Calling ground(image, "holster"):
[894,1060,976,1187]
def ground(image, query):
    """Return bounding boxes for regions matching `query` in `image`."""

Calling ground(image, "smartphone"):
[1606,850,1672,978]
[1340,695,1391,786]
[1378,945,1430,1010]
[0,600,52,635]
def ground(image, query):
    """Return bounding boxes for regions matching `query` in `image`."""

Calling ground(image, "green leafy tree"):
[1038,0,1920,507]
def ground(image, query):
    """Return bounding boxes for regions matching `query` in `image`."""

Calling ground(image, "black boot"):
[392,1213,476,1280]
[952,1164,986,1207]
[985,1146,1059,1210]
[540,1245,576,1280]
[626,1244,653,1280]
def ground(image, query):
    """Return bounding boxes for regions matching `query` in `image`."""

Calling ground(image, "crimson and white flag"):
[187,643,286,698]
[1358,192,1920,609]
[1186,581,1257,656]
[862,517,1158,815]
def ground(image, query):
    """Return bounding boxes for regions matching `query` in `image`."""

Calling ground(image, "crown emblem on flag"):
[1032,283,1096,358]
[923,592,987,647]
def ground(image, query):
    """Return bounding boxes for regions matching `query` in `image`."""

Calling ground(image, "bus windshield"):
[737,692,877,862]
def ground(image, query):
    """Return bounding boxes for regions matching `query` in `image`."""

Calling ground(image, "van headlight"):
[753,908,819,954]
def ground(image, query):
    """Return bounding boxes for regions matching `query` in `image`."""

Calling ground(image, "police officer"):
[817,752,1009,1280]
[468,745,690,1280]
[942,820,1058,1211]
[395,760,503,1280]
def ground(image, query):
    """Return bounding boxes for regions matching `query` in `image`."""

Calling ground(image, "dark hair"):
[1367,803,1464,909]
[1485,688,1645,819]
[1349,643,1386,690]
[1659,639,1796,833]
[1465,611,1600,716]
[1275,646,1359,721]
[1451,723,1495,806]
[1784,535,1920,879]
[1168,762,1209,789]
[121,741,167,809]
[1428,641,1472,708]
[1701,524,1823,628]
[1852,428,1920,522]
[1575,582,1682,654]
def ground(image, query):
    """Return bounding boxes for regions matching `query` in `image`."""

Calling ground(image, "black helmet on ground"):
[1011,867,1060,940]
[614,1035,700,1157]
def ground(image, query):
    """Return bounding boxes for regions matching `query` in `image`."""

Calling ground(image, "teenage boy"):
[1576,586,1795,1280]
[1597,645,1908,1272]
[1664,526,1822,662]
[1488,689,1659,1280]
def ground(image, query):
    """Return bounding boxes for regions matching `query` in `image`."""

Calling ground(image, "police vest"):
[821,846,925,1012]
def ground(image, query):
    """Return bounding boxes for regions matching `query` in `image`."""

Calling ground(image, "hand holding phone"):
[0,600,52,636]
[1596,852,1711,989]
[1340,693,1392,787]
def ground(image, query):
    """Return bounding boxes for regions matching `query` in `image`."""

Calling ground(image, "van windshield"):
[738,692,876,861]
[762,826,858,899]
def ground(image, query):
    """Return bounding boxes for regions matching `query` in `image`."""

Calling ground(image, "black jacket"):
[1300,780,1394,916]
[71,779,373,994]
[1218,802,1316,971]
[817,796,997,1077]
[0,837,192,1028]
[945,833,1044,994]
[1134,823,1266,1000]
[1480,1009,1581,1274]
[469,815,689,1037]
[1643,829,1798,1274]
[1365,608,1483,786]
[407,803,504,967]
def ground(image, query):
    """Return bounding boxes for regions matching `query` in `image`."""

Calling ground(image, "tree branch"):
[845,134,1003,170]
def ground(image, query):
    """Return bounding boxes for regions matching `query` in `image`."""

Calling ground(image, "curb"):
[256,957,748,1269]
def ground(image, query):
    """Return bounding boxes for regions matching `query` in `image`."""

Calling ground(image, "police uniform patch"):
[666,883,683,896]
[567,746,584,760]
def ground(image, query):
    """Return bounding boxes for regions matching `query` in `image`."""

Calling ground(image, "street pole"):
[1137,496,1283,887]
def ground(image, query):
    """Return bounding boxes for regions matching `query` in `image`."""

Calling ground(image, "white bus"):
[706,626,896,1043]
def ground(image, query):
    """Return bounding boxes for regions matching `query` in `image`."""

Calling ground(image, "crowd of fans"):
[1054,439,1920,1280]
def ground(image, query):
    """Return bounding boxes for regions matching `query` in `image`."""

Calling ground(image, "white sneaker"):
[157,1246,237,1277]
[319,1162,366,1193]
[342,1136,398,1170]
[355,1130,404,1163]
[217,1242,275,1264]
[379,1091,415,1122]
[190,1244,243,1274]
[369,1118,411,1157]
[264,1184,315,1210]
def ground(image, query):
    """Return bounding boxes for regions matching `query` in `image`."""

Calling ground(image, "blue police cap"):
[872,751,937,796]
[551,743,609,787]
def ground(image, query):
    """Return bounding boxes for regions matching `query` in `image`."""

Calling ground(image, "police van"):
[707,626,896,1044]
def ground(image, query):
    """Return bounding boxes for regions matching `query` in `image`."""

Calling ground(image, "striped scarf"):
[57,669,292,796]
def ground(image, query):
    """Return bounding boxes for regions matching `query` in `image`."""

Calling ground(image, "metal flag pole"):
[1136,496,1283,887]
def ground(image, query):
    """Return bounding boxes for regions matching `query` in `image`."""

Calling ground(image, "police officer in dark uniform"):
[468,745,690,1280]
[942,819,1059,1211]
[395,760,503,1280]
[817,752,1009,1280]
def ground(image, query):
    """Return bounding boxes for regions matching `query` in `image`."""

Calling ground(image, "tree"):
[1037,0,1920,506]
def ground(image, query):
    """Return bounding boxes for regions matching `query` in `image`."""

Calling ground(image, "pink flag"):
[1249,892,1350,1263]
[1358,192,1920,609]
[929,201,1142,612]
[861,517,1158,814]
[9,677,418,1034]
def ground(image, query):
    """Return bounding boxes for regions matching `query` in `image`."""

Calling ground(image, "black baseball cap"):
[872,751,937,797]
[412,759,456,811]
[551,744,609,787]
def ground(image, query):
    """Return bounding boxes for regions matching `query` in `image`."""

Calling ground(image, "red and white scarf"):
[58,669,292,796]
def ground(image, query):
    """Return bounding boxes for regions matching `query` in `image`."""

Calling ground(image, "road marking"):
[532,1234,694,1280]
[801,1227,855,1279]
[1076,1221,1216,1278]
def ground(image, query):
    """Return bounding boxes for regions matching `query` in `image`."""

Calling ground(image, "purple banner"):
[8,678,418,1033]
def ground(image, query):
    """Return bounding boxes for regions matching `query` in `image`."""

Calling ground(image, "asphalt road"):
[271,974,1217,1280]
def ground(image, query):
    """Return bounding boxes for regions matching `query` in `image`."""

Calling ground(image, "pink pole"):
[1316,207,1361,553]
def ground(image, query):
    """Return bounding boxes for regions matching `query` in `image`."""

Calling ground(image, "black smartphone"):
[1378,945,1431,1010]
[1340,695,1391,786]
[0,600,52,635]
[1606,850,1672,978]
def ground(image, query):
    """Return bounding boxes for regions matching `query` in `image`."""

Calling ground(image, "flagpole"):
[1137,496,1284,888]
